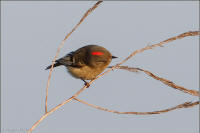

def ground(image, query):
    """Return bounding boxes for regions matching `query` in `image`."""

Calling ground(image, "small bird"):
[45,45,117,87]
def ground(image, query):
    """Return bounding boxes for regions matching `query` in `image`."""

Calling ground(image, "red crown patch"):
[91,52,104,56]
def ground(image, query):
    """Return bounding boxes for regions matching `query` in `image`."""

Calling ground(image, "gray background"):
[1,1,199,133]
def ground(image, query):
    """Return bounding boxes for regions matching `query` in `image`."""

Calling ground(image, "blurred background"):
[1,1,199,133]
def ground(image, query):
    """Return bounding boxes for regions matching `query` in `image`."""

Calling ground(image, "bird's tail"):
[45,62,61,70]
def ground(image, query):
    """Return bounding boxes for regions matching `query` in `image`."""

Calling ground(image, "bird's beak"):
[112,56,118,59]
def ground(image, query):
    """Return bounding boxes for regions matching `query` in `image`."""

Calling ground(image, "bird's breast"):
[67,65,107,80]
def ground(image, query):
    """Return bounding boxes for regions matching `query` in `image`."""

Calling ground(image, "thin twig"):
[28,1,103,133]
[138,68,200,97]
[73,98,199,115]
[28,85,89,133]
[92,31,200,91]
[115,31,199,67]
[44,1,103,114]
[113,66,199,97]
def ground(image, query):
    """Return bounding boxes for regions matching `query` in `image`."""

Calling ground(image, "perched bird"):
[45,45,117,87]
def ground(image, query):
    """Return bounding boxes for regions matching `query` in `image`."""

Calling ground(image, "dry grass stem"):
[138,68,200,97]
[73,98,199,115]
[113,66,199,97]
[28,85,89,133]
[115,31,199,67]
[44,1,103,113]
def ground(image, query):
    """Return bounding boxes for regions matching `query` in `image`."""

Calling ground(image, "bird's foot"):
[82,79,90,88]
[84,82,90,88]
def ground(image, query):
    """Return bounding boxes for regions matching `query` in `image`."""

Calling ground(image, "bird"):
[45,45,117,87]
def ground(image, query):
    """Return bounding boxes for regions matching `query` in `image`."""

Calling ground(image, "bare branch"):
[113,66,199,97]
[45,1,103,113]
[28,85,89,133]
[114,31,199,67]
[90,31,200,92]
[138,68,199,97]
[28,1,103,133]
[73,98,199,115]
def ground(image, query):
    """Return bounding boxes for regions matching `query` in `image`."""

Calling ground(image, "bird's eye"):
[91,52,103,56]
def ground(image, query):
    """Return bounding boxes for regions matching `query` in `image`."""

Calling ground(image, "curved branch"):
[28,1,103,133]
[112,66,199,97]
[115,31,199,67]
[28,85,89,133]
[73,98,199,115]
[45,1,103,113]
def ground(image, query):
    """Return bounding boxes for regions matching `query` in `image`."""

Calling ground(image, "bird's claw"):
[82,79,90,88]
[84,82,90,88]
